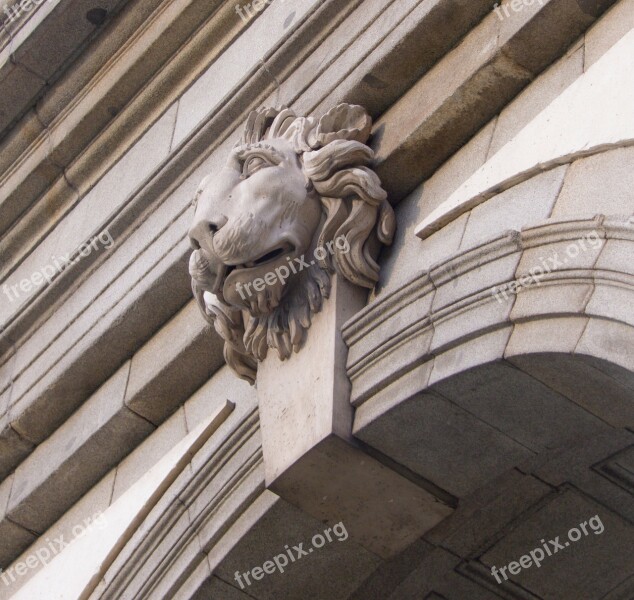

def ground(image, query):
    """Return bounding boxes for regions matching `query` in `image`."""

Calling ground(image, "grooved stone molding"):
[11,400,235,600]
[344,214,634,497]
[188,104,395,383]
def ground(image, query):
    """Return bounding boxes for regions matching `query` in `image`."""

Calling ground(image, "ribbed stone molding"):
[344,214,634,497]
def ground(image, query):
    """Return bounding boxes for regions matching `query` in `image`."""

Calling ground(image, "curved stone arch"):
[345,214,634,498]
[95,407,264,600]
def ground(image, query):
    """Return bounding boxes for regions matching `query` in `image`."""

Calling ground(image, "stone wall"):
[0,0,632,598]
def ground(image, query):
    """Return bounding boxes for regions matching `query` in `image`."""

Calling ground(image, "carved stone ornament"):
[188,104,395,384]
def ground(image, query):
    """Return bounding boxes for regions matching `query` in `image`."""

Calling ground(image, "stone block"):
[0,110,43,179]
[432,360,610,452]
[480,487,634,599]
[1,471,115,597]
[505,316,588,356]
[420,121,498,220]
[212,493,381,600]
[9,240,192,445]
[124,300,225,425]
[195,463,266,559]
[594,238,634,277]
[12,0,123,81]
[510,352,634,428]
[111,407,188,502]
[51,103,177,261]
[510,279,593,321]
[353,359,435,431]
[460,167,567,251]
[430,233,522,313]
[191,575,253,600]
[182,365,259,475]
[7,363,154,533]
[0,475,35,570]
[347,539,433,600]
[424,470,551,554]
[584,0,634,67]
[295,0,418,117]
[350,326,434,409]
[347,276,434,376]
[430,294,513,354]
[356,388,533,497]
[489,46,583,155]
[498,0,596,74]
[171,0,323,147]
[0,418,33,482]
[428,323,511,384]
[0,176,79,286]
[0,63,44,144]
[177,557,212,600]
[391,546,501,600]
[552,146,634,218]
[576,317,634,375]
[374,13,532,200]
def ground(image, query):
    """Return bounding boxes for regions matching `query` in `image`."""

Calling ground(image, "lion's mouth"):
[226,242,295,274]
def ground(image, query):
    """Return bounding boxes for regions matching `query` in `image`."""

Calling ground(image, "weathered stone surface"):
[212,493,381,600]
[172,0,325,147]
[7,363,154,533]
[124,301,224,424]
[481,488,634,599]
[459,167,567,250]
[356,388,532,498]
[0,417,33,482]
[373,13,532,201]
[552,146,634,217]
[191,575,252,600]
[510,353,634,428]
[111,407,188,502]
[432,361,610,452]
[390,546,501,600]
[0,475,35,570]
[8,239,192,446]
[416,29,634,239]
[348,539,433,600]
[425,470,552,557]
[315,0,495,117]
[488,47,584,155]
[584,0,634,66]
[0,471,115,599]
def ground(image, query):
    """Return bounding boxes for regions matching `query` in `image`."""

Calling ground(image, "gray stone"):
[585,0,634,66]
[212,494,381,600]
[355,389,533,497]
[552,146,634,218]
[0,418,33,482]
[0,475,35,569]
[124,301,224,425]
[509,353,634,428]
[432,361,610,453]
[488,48,583,155]
[459,167,567,251]
[7,363,154,533]
[187,104,395,383]
[481,487,634,599]
[191,576,253,600]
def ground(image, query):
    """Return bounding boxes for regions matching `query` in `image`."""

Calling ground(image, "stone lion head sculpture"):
[188,103,395,384]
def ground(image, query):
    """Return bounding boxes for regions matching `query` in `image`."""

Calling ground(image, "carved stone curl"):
[188,104,395,384]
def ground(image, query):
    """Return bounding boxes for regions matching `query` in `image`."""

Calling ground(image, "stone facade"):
[0,0,633,598]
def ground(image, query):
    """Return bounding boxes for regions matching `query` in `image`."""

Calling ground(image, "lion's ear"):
[312,104,372,147]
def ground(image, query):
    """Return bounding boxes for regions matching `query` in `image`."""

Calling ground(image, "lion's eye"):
[242,155,271,178]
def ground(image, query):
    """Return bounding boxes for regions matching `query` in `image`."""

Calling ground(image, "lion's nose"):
[188,215,228,254]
